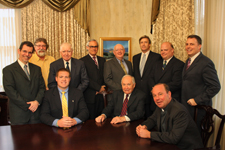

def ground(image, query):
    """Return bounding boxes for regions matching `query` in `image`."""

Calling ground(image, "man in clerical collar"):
[136,83,203,150]
[29,38,55,89]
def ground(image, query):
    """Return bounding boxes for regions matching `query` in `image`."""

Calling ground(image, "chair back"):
[194,105,225,149]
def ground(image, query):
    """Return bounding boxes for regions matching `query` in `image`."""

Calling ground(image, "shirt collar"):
[18,59,29,67]
[57,86,69,93]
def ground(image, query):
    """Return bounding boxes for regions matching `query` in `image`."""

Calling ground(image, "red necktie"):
[93,56,98,68]
[120,94,129,116]
[186,58,191,70]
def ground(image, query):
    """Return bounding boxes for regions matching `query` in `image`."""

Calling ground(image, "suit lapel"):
[157,57,175,82]
[53,87,63,115]
[118,90,125,113]
[112,57,125,75]
[68,88,75,117]
[142,51,153,76]
[15,61,30,81]
[70,58,77,78]
[87,55,99,69]
[127,89,136,108]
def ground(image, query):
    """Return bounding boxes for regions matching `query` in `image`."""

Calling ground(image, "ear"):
[55,76,58,82]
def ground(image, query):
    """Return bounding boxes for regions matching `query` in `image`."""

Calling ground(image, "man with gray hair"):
[80,39,106,119]
[48,42,89,91]
[29,38,55,89]
[95,75,145,124]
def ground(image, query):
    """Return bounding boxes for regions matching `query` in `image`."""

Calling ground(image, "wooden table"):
[0,119,180,150]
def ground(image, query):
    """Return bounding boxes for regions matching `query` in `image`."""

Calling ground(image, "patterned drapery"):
[42,0,80,12]
[151,0,195,62]
[0,0,34,8]
[21,0,89,59]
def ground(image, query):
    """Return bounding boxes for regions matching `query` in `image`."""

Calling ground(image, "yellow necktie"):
[120,60,128,74]
[61,91,68,117]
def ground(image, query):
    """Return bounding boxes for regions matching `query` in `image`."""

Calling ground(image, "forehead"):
[140,38,149,43]
[152,85,166,93]
[61,44,71,50]
[35,41,45,45]
[21,45,33,52]
[114,45,124,50]
[186,38,198,43]
[161,43,171,49]
[122,77,132,83]
[89,41,97,46]
[57,71,70,76]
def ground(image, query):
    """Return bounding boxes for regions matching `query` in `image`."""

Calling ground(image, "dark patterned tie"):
[66,62,70,71]
[24,65,30,80]
[161,110,166,132]
[93,56,98,68]
[120,94,129,116]
[186,58,191,70]
[162,60,167,70]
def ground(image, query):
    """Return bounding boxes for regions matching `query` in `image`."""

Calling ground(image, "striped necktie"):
[24,64,30,80]
[120,94,129,116]
[120,60,127,74]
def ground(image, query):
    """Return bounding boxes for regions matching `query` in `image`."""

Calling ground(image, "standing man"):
[48,43,89,92]
[133,35,161,118]
[41,68,89,127]
[149,42,184,103]
[95,75,145,124]
[104,44,132,91]
[29,38,55,89]
[182,35,220,127]
[80,39,106,119]
[3,41,45,125]
[136,83,203,150]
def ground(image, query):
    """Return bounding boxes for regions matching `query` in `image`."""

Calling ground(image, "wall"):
[90,0,153,60]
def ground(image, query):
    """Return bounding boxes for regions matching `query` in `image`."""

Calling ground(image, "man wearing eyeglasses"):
[80,39,106,119]
[48,43,89,92]
[29,38,55,90]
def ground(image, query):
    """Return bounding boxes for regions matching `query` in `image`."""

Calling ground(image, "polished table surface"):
[0,119,180,150]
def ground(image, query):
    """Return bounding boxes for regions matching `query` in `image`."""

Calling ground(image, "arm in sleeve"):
[77,62,89,92]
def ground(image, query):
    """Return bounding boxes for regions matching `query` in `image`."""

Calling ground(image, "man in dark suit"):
[181,35,220,128]
[80,39,106,119]
[40,68,89,127]
[95,75,145,124]
[48,43,89,92]
[149,42,184,104]
[3,41,45,125]
[136,83,203,150]
[104,44,132,91]
[133,35,161,118]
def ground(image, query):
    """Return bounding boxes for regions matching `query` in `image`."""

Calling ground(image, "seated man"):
[95,75,145,124]
[136,83,203,150]
[41,68,89,128]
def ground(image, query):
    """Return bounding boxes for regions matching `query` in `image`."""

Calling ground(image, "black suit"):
[133,51,161,117]
[3,61,45,125]
[142,99,203,150]
[149,56,184,102]
[181,52,220,127]
[80,54,106,119]
[102,88,145,121]
[40,87,89,126]
[48,58,89,92]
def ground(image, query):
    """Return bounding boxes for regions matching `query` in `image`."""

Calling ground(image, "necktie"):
[162,60,167,70]
[186,58,191,70]
[93,56,98,68]
[66,62,70,71]
[120,94,129,116]
[61,92,68,117]
[24,65,30,80]
[161,110,166,132]
[120,60,127,74]
[140,53,146,77]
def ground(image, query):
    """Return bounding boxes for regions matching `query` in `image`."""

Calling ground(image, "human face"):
[139,38,151,53]
[121,76,135,94]
[113,44,125,60]
[87,41,98,56]
[160,42,174,60]
[60,44,72,61]
[152,84,171,109]
[34,41,47,57]
[185,38,201,57]
[18,45,33,64]
[55,71,71,91]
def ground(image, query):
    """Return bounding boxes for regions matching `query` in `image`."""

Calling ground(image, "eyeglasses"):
[89,46,98,48]
[35,45,47,48]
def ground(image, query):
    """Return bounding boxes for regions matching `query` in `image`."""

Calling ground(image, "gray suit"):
[142,99,203,150]
[3,61,45,125]
[104,57,132,91]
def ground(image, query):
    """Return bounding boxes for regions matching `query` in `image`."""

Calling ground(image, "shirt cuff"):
[124,116,130,122]
[52,119,59,127]
[74,117,82,124]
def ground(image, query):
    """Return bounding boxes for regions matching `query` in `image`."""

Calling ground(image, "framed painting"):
[99,37,131,61]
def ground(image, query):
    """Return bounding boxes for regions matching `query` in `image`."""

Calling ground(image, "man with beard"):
[29,38,55,89]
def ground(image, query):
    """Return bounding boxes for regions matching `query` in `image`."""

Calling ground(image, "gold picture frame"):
[99,37,131,61]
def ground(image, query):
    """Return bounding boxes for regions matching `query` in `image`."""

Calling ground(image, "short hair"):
[151,83,170,93]
[187,35,202,45]
[56,68,71,77]
[86,39,98,47]
[19,41,34,53]
[121,75,136,84]
[34,38,49,49]
[139,35,151,44]
[60,43,73,51]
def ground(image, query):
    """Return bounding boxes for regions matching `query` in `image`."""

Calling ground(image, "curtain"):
[199,1,225,149]
[0,4,21,91]
[151,0,195,62]
[21,0,89,60]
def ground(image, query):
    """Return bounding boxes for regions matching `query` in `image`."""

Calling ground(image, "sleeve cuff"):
[124,116,130,122]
